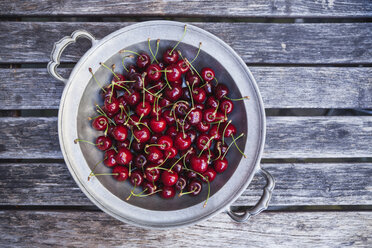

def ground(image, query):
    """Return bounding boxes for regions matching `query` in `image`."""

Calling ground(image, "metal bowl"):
[48,21,274,228]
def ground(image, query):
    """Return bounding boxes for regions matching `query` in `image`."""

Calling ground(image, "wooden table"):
[0,1,371,247]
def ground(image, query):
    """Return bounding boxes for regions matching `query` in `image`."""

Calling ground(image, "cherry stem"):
[185,81,195,108]
[190,42,202,64]
[128,131,134,149]
[231,134,247,158]
[95,104,116,126]
[111,82,132,94]
[109,83,114,103]
[155,153,171,168]
[126,180,137,201]
[222,120,232,144]
[144,144,165,154]
[224,95,250,101]
[198,136,214,157]
[148,38,159,64]
[133,189,162,198]
[154,84,168,96]
[164,70,172,89]
[74,139,97,146]
[99,62,120,80]
[89,173,120,179]
[168,150,189,171]
[87,159,105,181]
[153,39,160,63]
[221,133,244,159]
[141,73,147,107]
[119,49,143,59]
[89,68,106,92]
[170,25,187,55]
[122,55,134,72]
[214,77,219,86]
[183,57,204,84]
[130,127,141,143]
[178,187,197,196]
[213,146,222,161]
[128,161,132,177]
[183,107,195,126]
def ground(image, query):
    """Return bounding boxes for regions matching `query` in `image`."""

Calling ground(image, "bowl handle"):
[227,167,275,222]
[47,30,98,84]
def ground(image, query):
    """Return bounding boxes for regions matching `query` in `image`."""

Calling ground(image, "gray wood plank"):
[0,22,371,64]
[0,162,371,206]
[0,210,370,247]
[1,0,371,18]
[0,117,371,159]
[1,67,371,109]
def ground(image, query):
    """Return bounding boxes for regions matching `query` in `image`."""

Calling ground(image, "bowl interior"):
[76,40,247,211]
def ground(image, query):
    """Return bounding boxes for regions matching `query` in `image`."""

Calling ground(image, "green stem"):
[99,62,119,80]
[148,38,159,64]
[221,133,244,160]
[89,68,106,92]
[169,25,187,55]
[122,55,134,72]
[190,42,202,64]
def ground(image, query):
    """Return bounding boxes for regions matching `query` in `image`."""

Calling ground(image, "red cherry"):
[117,140,130,149]
[202,167,217,182]
[92,116,108,131]
[101,85,117,100]
[175,101,190,116]
[104,149,116,159]
[187,108,203,126]
[146,147,163,163]
[161,170,178,186]
[135,102,152,117]
[165,126,178,138]
[149,133,161,144]
[131,140,145,152]
[151,80,165,91]
[96,136,112,151]
[157,135,173,150]
[165,146,178,159]
[133,153,147,168]
[177,59,190,74]
[203,108,217,123]
[133,126,151,143]
[220,99,234,114]
[164,84,182,101]
[181,87,191,101]
[214,84,229,100]
[192,87,206,104]
[113,112,127,125]
[162,109,176,125]
[161,186,176,199]
[163,48,179,64]
[149,117,167,133]
[197,121,210,133]
[209,125,222,140]
[112,125,128,142]
[175,175,187,191]
[186,129,197,143]
[104,154,117,167]
[104,97,120,114]
[202,81,214,95]
[123,89,140,106]
[214,158,228,173]
[159,97,171,108]
[130,72,147,91]
[222,122,237,137]
[201,67,215,81]
[115,147,133,165]
[144,89,156,104]
[206,96,219,109]
[112,166,129,181]
[174,133,192,151]
[136,53,150,68]
[142,180,157,194]
[130,170,144,186]
[196,134,212,151]
[112,73,126,90]
[190,154,208,173]
[186,71,201,87]
[146,64,162,81]
[187,179,203,196]
[144,165,160,182]
[165,65,181,82]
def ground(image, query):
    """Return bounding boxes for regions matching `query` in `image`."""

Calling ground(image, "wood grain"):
[1,0,371,18]
[0,210,370,247]
[1,67,371,110]
[0,116,371,159]
[0,162,371,206]
[0,22,371,64]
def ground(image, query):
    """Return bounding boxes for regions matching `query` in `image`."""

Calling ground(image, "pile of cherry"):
[78,38,246,207]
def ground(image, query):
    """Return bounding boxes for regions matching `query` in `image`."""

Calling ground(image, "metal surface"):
[49,21,273,228]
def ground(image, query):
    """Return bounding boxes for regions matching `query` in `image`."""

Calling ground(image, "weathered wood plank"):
[0,22,371,64]
[1,67,371,109]
[0,210,370,247]
[0,117,371,159]
[1,0,371,18]
[0,162,371,206]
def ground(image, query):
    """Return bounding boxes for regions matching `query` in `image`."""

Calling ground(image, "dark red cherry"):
[165,147,178,159]
[215,111,227,123]
[104,154,117,167]
[161,186,176,199]
[157,136,173,151]
[146,64,162,81]
[133,126,151,143]
[100,85,117,100]
[112,166,129,181]
[162,109,176,125]
[190,154,208,173]
[112,125,128,142]
[131,140,145,152]
[202,81,214,95]
[220,99,234,114]
[104,149,116,159]
[150,104,162,118]
[148,133,161,144]
[136,53,151,68]
[214,84,229,100]
[149,117,167,133]
[203,108,217,123]
[187,170,198,180]
[195,104,204,111]
[133,153,147,169]
[92,116,108,131]
[186,71,201,87]
[171,78,183,87]
[135,102,152,117]
[106,125,115,138]
[222,122,237,137]
[165,126,178,138]
[163,48,179,64]
[144,89,156,104]
[206,96,219,109]
[197,121,210,133]
[146,147,163,163]
[165,65,181,82]
[192,87,206,104]
[112,73,126,90]
[117,140,130,149]
[127,65,138,75]
[214,158,228,173]
[142,181,157,194]
[144,165,160,182]
[164,84,182,101]
[175,175,187,191]
[186,129,197,143]
[214,141,228,158]
[102,106,115,118]
[177,59,190,74]
[187,179,202,196]
[183,147,196,163]
[115,147,133,165]
[187,108,203,126]
[209,125,222,140]
[159,97,171,108]
[174,133,192,151]
[151,80,165,91]
[170,160,183,174]
[175,101,190,116]
[182,87,191,101]
[96,136,112,151]
[104,97,120,114]
[161,170,178,186]
[114,111,127,125]
[123,89,140,106]
[196,134,212,151]
[202,167,217,182]
[117,96,129,108]
[201,67,215,81]
[130,72,146,91]
[130,170,144,186]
